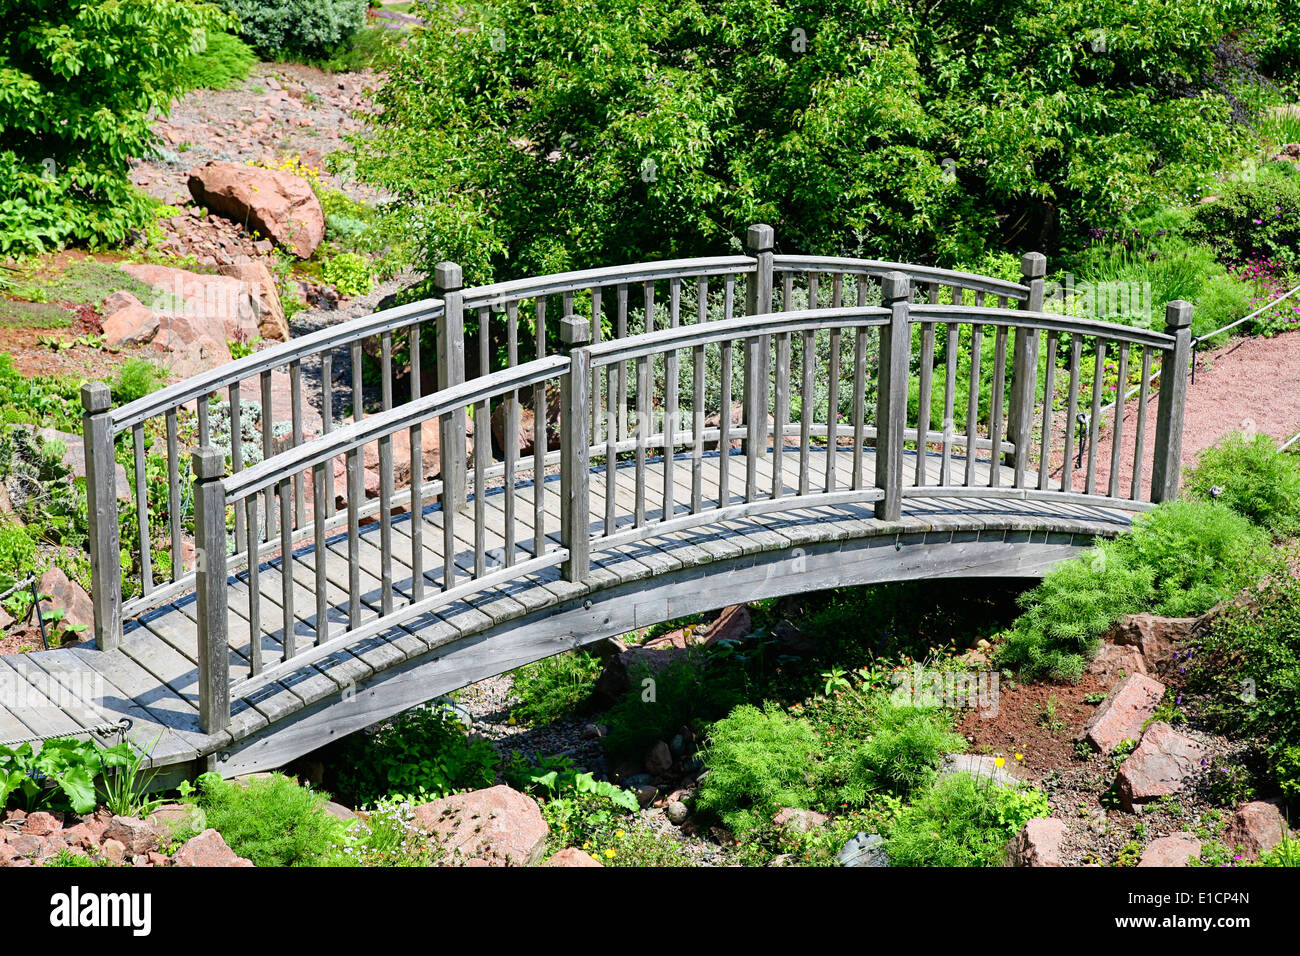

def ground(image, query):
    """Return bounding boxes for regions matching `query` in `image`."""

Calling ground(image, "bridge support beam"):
[192,447,230,735]
[743,224,774,477]
[435,262,468,512]
[875,272,911,519]
[1008,252,1047,480]
[81,382,122,652]
[1151,300,1194,502]
[560,317,592,582]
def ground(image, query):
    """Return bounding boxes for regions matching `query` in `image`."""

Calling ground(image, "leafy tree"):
[355,0,1260,285]
[220,0,368,58]
[0,0,225,253]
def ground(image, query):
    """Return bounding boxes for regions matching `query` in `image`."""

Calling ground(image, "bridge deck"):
[1,447,1137,770]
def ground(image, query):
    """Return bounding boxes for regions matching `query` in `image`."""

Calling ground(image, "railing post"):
[1151,300,1194,503]
[435,262,468,512]
[559,316,591,582]
[81,382,121,652]
[875,272,911,520]
[744,224,775,461]
[192,447,230,735]
[1007,252,1047,476]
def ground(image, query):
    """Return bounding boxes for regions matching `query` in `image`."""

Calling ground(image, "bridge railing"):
[81,226,1042,652]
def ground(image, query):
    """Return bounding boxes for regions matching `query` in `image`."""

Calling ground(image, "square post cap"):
[192,446,227,481]
[881,271,911,301]
[1165,300,1194,330]
[746,224,774,253]
[434,262,463,291]
[81,381,112,414]
[560,315,591,346]
[1021,252,1047,279]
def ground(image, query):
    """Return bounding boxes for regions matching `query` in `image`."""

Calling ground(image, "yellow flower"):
[616,829,625,838]
[605,848,616,859]
[994,756,1006,768]
[507,715,517,726]
[1014,753,1024,761]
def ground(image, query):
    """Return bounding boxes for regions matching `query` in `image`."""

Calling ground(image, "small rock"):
[100,838,127,865]
[543,847,603,867]
[1080,672,1166,753]
[645,741,673,776]
[579,723,606,740]
[666,801,690,825]
[147,803,206,837]
[633,784,657,808]
[838,832,889,867]
[102,815,164,855]
[940,753,1024,787]
[773,807,828,834]
[1009,818,1068,867]
[1116,722,1209,811]
[1138,833,1201,867]
[1225,801,1289,861]
[173,829,254,867]
[1088,643,1148,681]
[21,812,62,837]
[1106,614,1197,674]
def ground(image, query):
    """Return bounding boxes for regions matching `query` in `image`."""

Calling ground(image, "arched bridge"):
[1,228,1194,781]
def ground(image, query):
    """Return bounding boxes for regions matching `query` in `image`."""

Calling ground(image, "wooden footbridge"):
[1,227,1194,781]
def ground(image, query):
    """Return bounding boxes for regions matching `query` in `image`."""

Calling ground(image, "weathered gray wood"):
[1108,343,1129,498]
[1061,335,1082,492]
[192,447,230,734]
[915,322,935,486]
[1085,341,1106,495]
[1037,331,1059,492]
[81,382,123,651]
[435,262,468,511]
[940,322,958,485]
[1151,301,1194,502]
[987,324,1008,489]
[1132,347,1152,501]
[1008,253,1046,474]
[875,273,910,519]
[562,347,592,581]
[166,408,183,583]
[964,324,983,487]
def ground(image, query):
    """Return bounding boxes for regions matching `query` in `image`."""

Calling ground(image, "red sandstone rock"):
[1080,672,1165,753]
[413,785,549,867]
[188,162,324,258]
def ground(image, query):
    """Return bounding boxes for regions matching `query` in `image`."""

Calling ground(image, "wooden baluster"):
[915,322,935,485]
[312,462,329,644]
[1151,302,1194,502]
[988,325,1008,489]
[1085,341,1106,495]
[964,324,982,486]
[940,323,958,485]
[1061,336,1082,493]
[245,495,261,674]
[81,383,122,650]
[799,330,813,496]
[635,354,649,525]
[1131,347,1152,501]
[192,447,229,734]
[166,408,182,581]
[1037,331,1059,491]
[1108,344,1129,498]
[132,422,152,594]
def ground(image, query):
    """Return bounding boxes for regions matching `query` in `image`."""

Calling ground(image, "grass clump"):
[885,773,1051,867]
[836,696,967,801]
[194,772,347,867]
[171,29,257,92]
[1184,431,1300,536]
[110,358,166,406]
[509,650,603,726]
[694,703,821,837]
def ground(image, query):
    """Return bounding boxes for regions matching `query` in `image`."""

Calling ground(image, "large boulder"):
[490,383,561,457]
[1009,818,1068,867]
[100,294,161,349]
[188,161,324,259]
[1087,643,1148,681]
[36,566,94,635]
[1115,722,1209,811]
[1104,614,1197,675]
[413,785,548,866]
[218,260,289,342]
[1224,801,1290,861]
[1080,672,1165,753]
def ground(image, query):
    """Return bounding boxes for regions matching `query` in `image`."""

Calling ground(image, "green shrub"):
[332,702,497,805]
[111,359,166,406]
[171,29,257,92]
[509,650,603,725]
[886,773,1051,867]
[1186,173,1300,269]
[997,500,1274,680]
[695,703,821,837]
[194,772,348,867]
[320,251,374,297]
[0,520,37,602]
[1187,574,1300,807]
[1185,431,1300,535]
[602,653,746,762]
[838,697,967,801]
[222,0,368,58]
[0,1,226,255]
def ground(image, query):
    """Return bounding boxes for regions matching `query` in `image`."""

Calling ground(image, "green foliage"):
[170,29,257,92]
[0,0,226,254]
[695,703,821,837]
[504,752,639,811]
[1185,431,1300,535]
[333,797,441,866]
[847,699,967,799]
[111,358,166,406]
[221,0,368,58]
[1187,173,1300,269]
[194,772,348,867]
[509,650,603,725]
[356,0,1251,284]
[885,773,1051,867]
[1187,574,1300,807]
[0,736,141,815]
[320,251,374,297]
[331,702,497,805]
[997,500,1274,680]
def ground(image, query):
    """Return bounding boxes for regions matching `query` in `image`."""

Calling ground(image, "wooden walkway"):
[2,447,1137,777]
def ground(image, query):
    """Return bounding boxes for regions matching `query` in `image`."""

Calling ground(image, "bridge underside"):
[0,448,1137,781]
